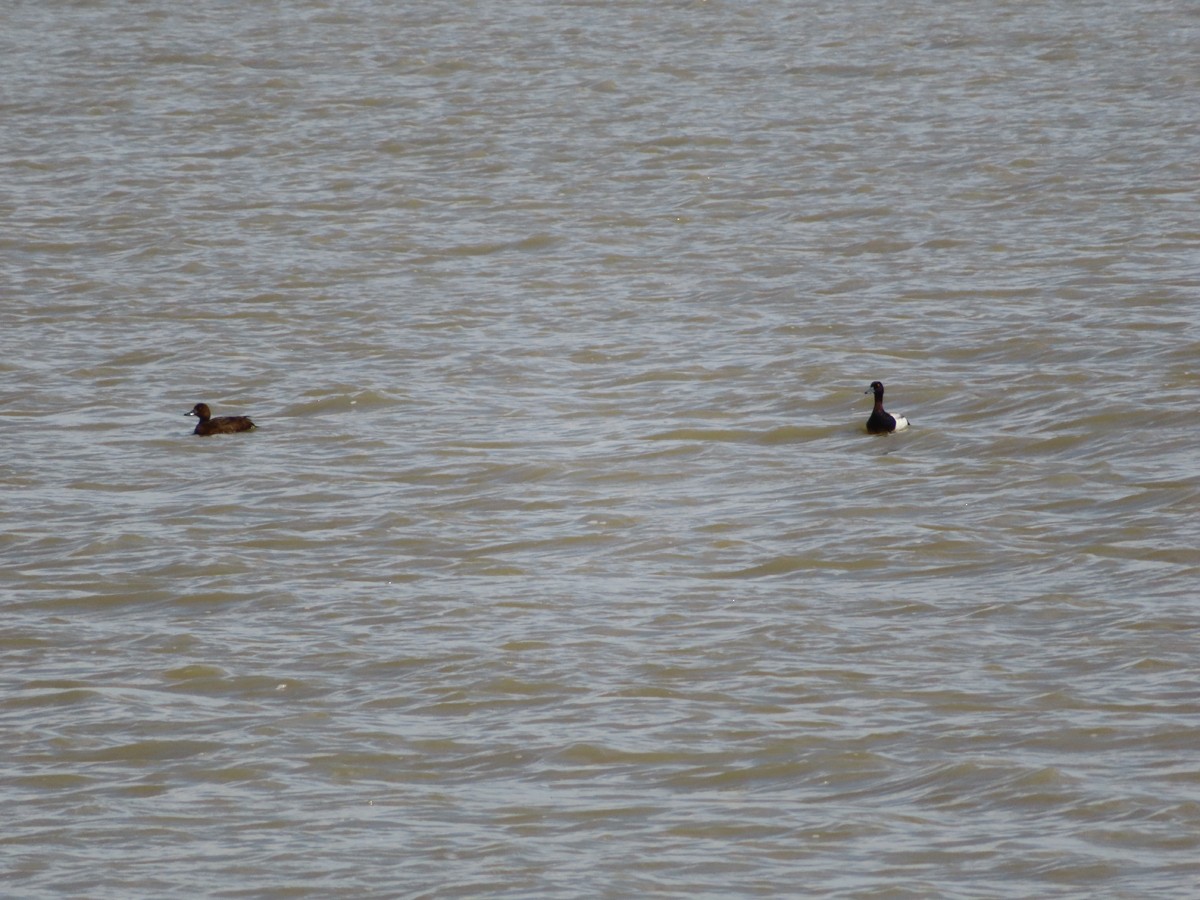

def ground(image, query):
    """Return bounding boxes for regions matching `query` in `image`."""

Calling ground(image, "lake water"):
[2,1,1199,896]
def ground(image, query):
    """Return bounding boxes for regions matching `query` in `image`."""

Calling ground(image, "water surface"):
[2,1,1199,896]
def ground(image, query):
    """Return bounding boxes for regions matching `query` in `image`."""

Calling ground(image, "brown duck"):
[864,381,909,434]
[185,402,257,436]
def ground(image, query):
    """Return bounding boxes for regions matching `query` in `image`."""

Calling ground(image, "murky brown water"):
[3,1,1199,896]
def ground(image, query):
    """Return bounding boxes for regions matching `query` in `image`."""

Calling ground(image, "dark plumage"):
[864,381,909,434]
[185,402,257,436]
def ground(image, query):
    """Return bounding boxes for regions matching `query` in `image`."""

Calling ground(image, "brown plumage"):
[185,402,257,436]
[864,381,909,434]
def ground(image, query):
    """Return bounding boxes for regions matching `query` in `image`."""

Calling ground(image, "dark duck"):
[186,402,257,436]
[864,381,909,434]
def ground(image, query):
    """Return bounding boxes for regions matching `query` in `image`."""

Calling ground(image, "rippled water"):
[3,1,1199,896]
